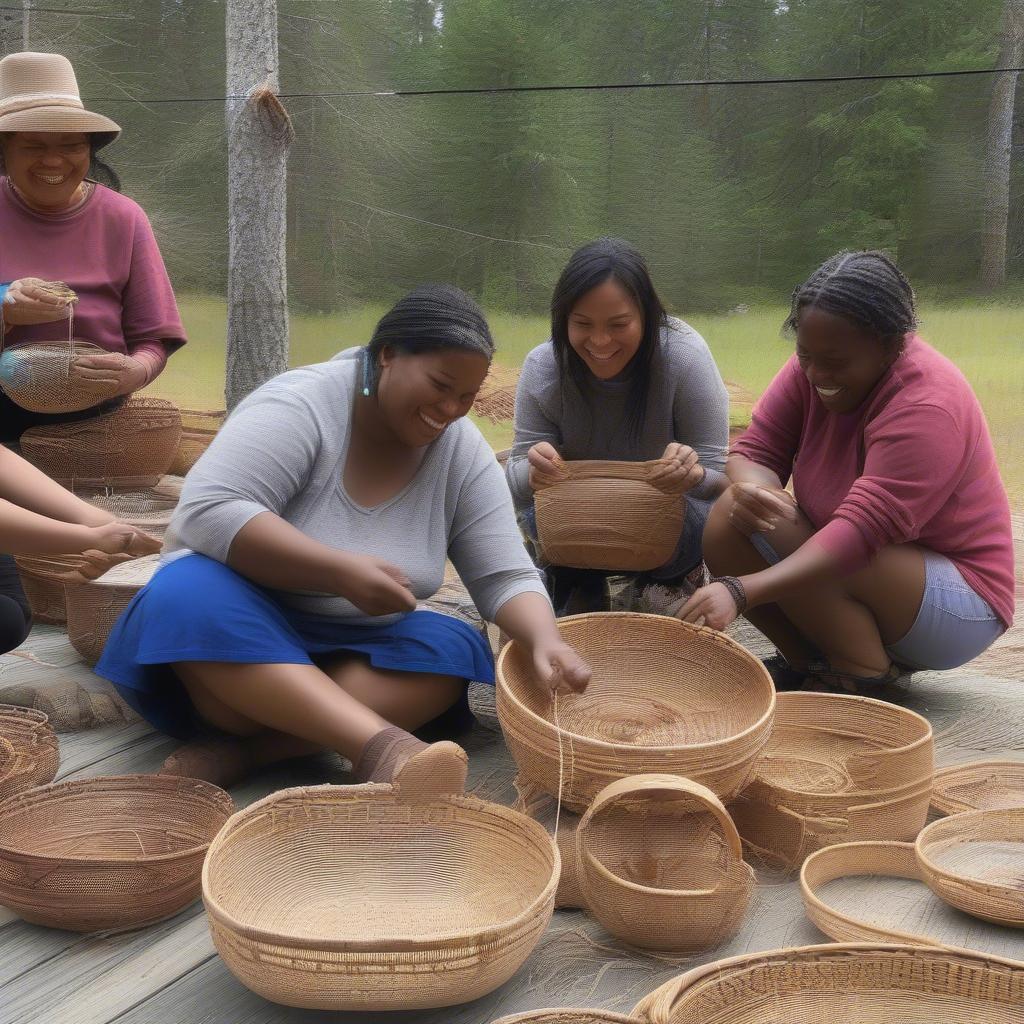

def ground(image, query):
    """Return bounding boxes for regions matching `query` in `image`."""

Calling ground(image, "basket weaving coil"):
[65,555,161,666]
[729,691,933,868]
[915,809,1024,928]
[202,767,559,1011]
[631,943,1024,1023]
[497,613,775,812]
[534,460,685,571]
[0,704,59,797]
[0,774,233,932]
[931,760,1024,816]
[168,408,225,476]
[20,396,182,488]
[556,775,754,952]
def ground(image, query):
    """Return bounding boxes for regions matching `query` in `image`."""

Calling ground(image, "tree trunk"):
[225,0,293,409]
[980,0,1024,290]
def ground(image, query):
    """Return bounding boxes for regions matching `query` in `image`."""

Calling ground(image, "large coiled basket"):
[497,613,775,812]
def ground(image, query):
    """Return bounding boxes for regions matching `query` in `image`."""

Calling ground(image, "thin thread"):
[552,691,564,840]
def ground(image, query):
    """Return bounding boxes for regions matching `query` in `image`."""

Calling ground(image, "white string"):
[552,691,564,840]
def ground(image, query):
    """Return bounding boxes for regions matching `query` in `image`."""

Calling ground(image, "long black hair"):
[783,250,917,356]
[551,237,667,438]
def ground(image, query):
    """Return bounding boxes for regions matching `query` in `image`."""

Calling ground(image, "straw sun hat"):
[0,51,120,139]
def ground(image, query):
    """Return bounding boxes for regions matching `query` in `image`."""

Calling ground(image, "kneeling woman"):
[680,251,1013,690]
[97,286,590,786]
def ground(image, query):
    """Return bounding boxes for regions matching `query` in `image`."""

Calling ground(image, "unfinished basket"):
[168,408,225,476]
[15,549,137,625]
[556,775,754,952]
[20,396,182,488]
[534,460,685,571]
[729,691,933,868]
[916,809,1024,928]
[0,337,108,414]
[0,704,59,798]
[931,760,1024,816]
[65,554,161,666]
[202,760,558,1011]
[0,774,233,932]
[78,488,177,534]
[497,613,775,813]
[631,943,1024,1023]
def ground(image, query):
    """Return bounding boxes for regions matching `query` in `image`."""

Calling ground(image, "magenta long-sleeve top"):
[731,335,1015,628]
[0,177,185,377]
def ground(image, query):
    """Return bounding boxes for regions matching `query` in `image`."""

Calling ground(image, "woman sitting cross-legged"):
[95,285,591,788]
[679,250,1014,692]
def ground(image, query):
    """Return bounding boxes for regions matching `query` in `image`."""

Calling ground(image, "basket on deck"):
[64,555,161,666]
[169,408,225,476]
[556,775,754,952]
[631,943,1024,1023]
[0,774,233,932]
[931,760,1024,816]
[534,460,684,571]
[20,396,182,488]
[0,336,110,415]
[497,613,775,812]
[729,691,934,868]
[915,808,1024,928]
[0,705,59,798]
[202,759,558,1011]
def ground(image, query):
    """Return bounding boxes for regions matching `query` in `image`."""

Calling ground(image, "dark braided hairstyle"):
[783,250,918,355]
[365,283,494,387]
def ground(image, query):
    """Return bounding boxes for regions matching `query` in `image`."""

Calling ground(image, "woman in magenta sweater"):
[680,250,1014,690]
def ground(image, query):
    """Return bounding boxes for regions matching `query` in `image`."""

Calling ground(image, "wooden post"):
[225,0,293,409]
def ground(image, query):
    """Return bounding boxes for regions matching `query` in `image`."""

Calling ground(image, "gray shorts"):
[749,534,1004,672]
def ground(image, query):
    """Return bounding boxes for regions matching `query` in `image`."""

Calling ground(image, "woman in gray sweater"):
[506,238,730,612]
[97,285,590,787]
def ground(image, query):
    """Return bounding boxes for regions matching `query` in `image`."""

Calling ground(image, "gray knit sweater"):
[164,349,547,624]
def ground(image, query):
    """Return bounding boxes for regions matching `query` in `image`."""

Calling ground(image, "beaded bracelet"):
[712,574,748,614]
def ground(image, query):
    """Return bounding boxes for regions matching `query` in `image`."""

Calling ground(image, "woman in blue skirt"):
[96,285,591,787]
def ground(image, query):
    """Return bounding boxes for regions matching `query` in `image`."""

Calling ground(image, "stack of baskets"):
[497,613,775,811]
[729,691,934,868]
[169,408,225,476]
[0,705,58,800]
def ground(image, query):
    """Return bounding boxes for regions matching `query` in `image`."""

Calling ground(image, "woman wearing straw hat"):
[0,51,185,440]
[95,285,591,789]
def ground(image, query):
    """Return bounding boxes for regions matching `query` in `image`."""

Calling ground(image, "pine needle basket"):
[20,396,182,488]
[931,760,1024,816]
[0,337,109,414]
[729,691,933,868]
[64,554,161,666]
[168,408,225,476]
[556,775,754,952]
[534,460,685,571]
[0,704,58,797]
[78,487,177,533]
[631,943,1024,1023]
[15,549,137,625]
[916,809,1024,928]
[202,769,559,1011]
[0,774,233,932]
[0,738,17,801]
[497,613,775,813]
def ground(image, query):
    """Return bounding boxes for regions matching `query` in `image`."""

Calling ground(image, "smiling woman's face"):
[1,131,91,211]
[566,276,644,380]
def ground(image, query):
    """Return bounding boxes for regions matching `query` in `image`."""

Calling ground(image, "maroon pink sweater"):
[732,336,1014,627]
[0,178,185,378]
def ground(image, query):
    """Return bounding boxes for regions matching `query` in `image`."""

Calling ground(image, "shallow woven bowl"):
[631,943,1024,1023]
[168,409,224,476]
[203,782,559,1011]
[65,554,161,666]
[729,691,933,868]
[20,396,182,488]
[497,613,775,812]
[931,760,1024,816]
[0,704,59,797]
[916,808,1024,928]
[535,461,684,571]
[0,774,233,932]
[0,339,107,414]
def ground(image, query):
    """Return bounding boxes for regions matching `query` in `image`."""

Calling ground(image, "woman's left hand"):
[532,640,592,695]
[70,352,148,397]
[648,442,705,494]
[677,581,740,631]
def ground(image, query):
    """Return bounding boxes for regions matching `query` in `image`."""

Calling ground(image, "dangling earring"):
[362,348,372,397]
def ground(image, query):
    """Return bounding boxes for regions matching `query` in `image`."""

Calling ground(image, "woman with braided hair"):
[96,284,591,788]
[679,250,1013,692]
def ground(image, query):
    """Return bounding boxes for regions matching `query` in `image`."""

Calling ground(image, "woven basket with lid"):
[535,460,685,571]
[497,613,775,812]
[0,774,233,931]
[0,704,59,798]
[556,775,754,952]
[202,762,559,1010]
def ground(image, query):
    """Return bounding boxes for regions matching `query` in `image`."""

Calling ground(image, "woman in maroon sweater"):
[679,251,1013,691]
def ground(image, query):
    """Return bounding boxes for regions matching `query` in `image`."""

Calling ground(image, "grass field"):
[153,295,1024,500]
